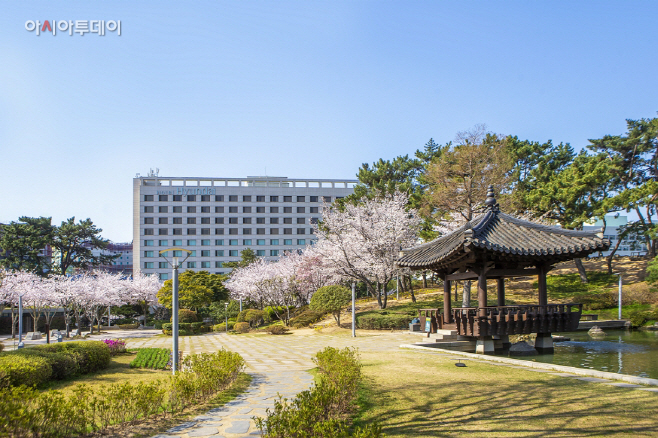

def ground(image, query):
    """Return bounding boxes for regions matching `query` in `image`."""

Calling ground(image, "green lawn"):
[353,350,658,437]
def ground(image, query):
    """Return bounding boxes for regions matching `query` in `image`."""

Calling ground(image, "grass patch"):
[353,350,658,437]
[540,271,619,300]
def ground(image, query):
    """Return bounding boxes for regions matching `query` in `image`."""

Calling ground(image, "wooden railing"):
[453,304,583,337]
[418,308,443,335]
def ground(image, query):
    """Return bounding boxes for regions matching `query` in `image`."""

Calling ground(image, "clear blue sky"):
[1,1,656,242]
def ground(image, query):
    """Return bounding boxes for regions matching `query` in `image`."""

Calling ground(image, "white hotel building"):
[133,176,357,279]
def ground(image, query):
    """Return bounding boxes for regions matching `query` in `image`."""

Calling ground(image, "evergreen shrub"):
[234,322,250,333]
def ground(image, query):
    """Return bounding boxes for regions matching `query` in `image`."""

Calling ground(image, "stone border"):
[400,344,658,387]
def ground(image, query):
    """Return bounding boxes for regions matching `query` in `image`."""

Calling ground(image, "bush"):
[0,354,52,388]
[118,323,139,329]
[11,348,78,380]
[266,325,290,335]
[356,313,412,330]
[154,320,167,329]
[311,285,351,325]
[264,306,287,322]
[130,348,170,370]
[629,309,649,327]
[172,309,198,323]
[213,322,235,332]
[290,310,325,328]
[58,341,111,374]
[234,322,250,333]
[102,339,127,356]
[244,309,265,327]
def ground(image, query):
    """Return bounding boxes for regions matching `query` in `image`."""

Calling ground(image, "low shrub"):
[172,309,198,323]
[244,309,265,327]
[130,348,170,370]
[213,322,235,332]
[154,320,167,330]
[234,322,250,333]
[11,348,78,380]
[0,354,52,388]
[290,310,325,328]
[118,323,139,329]
[356,313,412,330]
[102,339,127,356]
[58,341,111,374]
[266,325,290,335]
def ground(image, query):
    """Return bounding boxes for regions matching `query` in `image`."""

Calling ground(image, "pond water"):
[529,330,658,379]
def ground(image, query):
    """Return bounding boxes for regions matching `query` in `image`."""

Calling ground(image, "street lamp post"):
[615,273,622,320]
[159,248,192,374]
[225,302,228,332]
[18,295,24,349]
[351,282,356,338]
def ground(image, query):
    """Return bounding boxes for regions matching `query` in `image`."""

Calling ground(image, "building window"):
[201,218,210,224]
[257,196,265,202]
[270,228,279,235]
[270,207,279,213]
[215,261,223,268]
[256,206,265,213]
[227,206,237,213]
[215,206,224,213]
[159,195,168,201]
[297,207,305,213]
[187,195,196,202]
[243,228,252,235]
[283,218,292,224]
[229,195,238,202]
[173,240,183,246]
[215,239,224,245]
[270,196,278,202]
[284,207,292,213]
[243,218,252,224]
[173,195,182,201]
[159,206,168,213]
[229,250,238,257]
[144,251,154,257]
[243,239,252,245]
[144,262,154,269]
[201,250,210,257]
[270,250,279,256]
[257,228,266,235]
[160,273,169,280]
[297,228,306,235]
[201,228,210,235]
[270,218,279,224]
[201,239,210,246]
[144,195,154,201]
[187,206,196,213]
[173,228,182,235]
[284,228,292,235]
[215,218,224,224]
[284,196,292,202]
[309,228,314,234]
[187,217,196,224]
[229,228,238,235]
[189,250,197,257]
[257,217,265,224]
[296,218,305,224]
[173,206,182,213]
[173,250,182,257]
[144,206,154,213]
[256,250,265,256]
[201,206,210,213]
[297,239,306,245]
[187,228,196,235]
[310,207,319,213]
[215,195,224,202]
[187,239,196,246]
[229,239,238,246]
[297,196,305,202]
[310,196,318,202]
[323,196,331,202]
[284,239,292,245]
[159,217,168,224]
[144,217,154,224]
[243,206,252,213]
[215,228,224,235]
[243,195,251,202]
[159,240,168,246]
[215,250,224,256]
[173,217,182,224]
[144,228,154,235]
[159,229,168,235]
[229,218,238,224]
[159,261,168,268]
[270,239,279,245]
[201,195,210,202]
[310,217,319,224]
[257,239,265,245]
[187,262,196,268]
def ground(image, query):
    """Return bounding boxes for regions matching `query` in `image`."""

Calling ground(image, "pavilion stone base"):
[476,337,495,354]
[493,335,510,350]
[534,333,554,354]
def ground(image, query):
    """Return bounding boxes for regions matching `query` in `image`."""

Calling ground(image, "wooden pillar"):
[443,278,452,324]
[478,268,487,318]
[497,278,505,307]
[537,264,548,312]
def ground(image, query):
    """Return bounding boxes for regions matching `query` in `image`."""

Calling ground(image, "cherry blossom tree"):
[312,192,421,309]
[130,272,162,327]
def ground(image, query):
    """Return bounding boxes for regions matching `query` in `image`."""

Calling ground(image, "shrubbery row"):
[0,349,245,437]
[255,347,383,438]
[162,322,211,335]
[0,341,111,388]
[356,313,412,330]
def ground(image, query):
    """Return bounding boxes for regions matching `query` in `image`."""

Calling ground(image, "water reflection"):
[531,330,658,379]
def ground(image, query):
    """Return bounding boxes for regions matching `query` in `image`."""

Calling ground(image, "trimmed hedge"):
[234,322,250,333]
[0,341,111,388]
[290,310,325,328]
[213,322,235,332]
[356,313,412,330]
[162,322,210,335]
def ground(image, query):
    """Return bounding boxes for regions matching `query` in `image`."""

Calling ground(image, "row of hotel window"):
[143,228,312,236]
[144,238,310,249]
[144,217,318,224]
[143,248,297,269]
[144,195,338,202]
[144,206,320,213]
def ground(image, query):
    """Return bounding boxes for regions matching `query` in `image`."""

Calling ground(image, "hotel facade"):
[133,176,357,279]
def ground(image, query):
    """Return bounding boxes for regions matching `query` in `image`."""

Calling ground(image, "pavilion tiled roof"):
[397,188,610,271]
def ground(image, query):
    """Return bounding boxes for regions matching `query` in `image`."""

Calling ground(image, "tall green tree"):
[0,217,53,275]
[157,270,227,310]
[50,217,116,275]
[224,248,259,271]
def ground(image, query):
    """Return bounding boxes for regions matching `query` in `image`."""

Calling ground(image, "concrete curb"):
[400,343,658,387]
